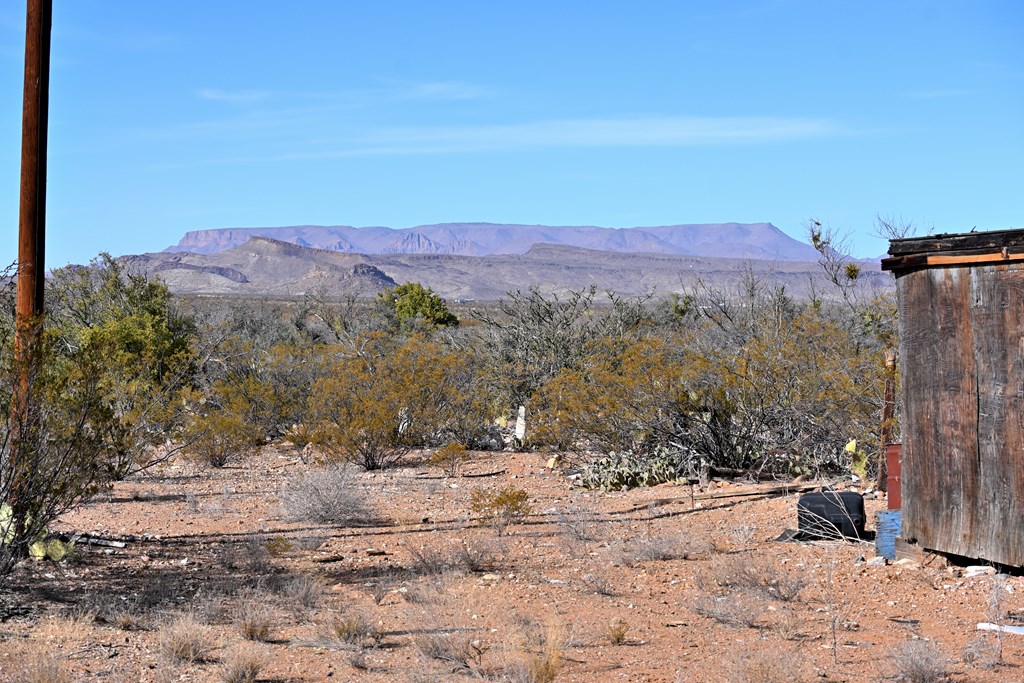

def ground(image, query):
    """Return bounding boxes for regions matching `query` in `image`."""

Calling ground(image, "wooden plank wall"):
[898,262,1024,566]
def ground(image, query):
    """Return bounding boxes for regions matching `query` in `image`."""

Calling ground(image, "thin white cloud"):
[318,116,843,157]
[401,82,495,101]
[140,115,844,170]
[197,88,271,103]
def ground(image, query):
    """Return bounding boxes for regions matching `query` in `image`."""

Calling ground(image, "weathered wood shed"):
[882,229,1024,567]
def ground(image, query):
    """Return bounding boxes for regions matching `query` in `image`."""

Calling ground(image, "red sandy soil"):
[1,447,1021,682]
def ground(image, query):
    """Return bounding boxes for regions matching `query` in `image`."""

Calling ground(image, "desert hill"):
[125,236,891,301]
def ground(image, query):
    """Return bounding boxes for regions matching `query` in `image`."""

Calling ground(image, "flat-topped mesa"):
[165,222,821,261]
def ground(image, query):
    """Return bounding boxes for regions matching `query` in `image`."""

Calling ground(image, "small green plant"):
[431,442,470,477]
[607,617,629,645]
[263,535,294,557]
[470,485,531,535]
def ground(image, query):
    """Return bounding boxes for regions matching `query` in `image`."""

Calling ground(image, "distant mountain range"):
[166,222,823,262]
[124,233,892,302]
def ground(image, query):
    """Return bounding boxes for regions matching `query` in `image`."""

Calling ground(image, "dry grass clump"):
[692,593,762,629]
[329,610,380,647]
[408,543,460,576]
[413,629,488,674]
[706,555,807,602]
[158,612,214,663]
[504,621,565,683]
[580,570,618,597]
[219,645,270,683]
[607,617,629,645]
[962,636,1000,669]
[457,538,506,573]
[19,652,71,683]
[891,640,951,683]
[234,593,275,642]
[727,650,812,683]
[282,574,324,616]
[557,504,602,543]
[280,464,376,525]
[614,531,701,566]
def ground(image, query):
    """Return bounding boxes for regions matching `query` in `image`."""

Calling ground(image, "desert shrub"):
[308,333,473,469]
[472,286,649,413]
[280,464,375,525]
[219,645,270,683]
[532,336,690,455]
[891,640,950,683]
[727,650,812,683]
[1,258,197,575]
[283,574,324,615]
[183,409,253,468]
[534,295,884,479]
[470,486,531,535]
[158,613,214,663]
[329,610,378,646]
[192,339,331,453]
[377,282,459,330]
[234,593,275,642]
[413,630,488,673]
[431,442,470,477]
[692,593,762,629]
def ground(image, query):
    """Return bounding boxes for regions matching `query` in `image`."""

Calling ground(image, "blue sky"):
[1,1,1021,267]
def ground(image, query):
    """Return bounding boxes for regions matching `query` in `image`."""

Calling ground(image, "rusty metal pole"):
[876,350,897,492]
[10,0,52,552]
[16,0,51,329]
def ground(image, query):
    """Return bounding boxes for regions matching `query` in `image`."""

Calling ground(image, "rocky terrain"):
[0,447,1020,682]
[124,238,892,301]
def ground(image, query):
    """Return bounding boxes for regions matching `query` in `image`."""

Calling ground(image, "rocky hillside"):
[125,237,892,301]
[166,222,822,261]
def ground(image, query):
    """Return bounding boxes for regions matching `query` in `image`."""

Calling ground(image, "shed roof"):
[882,228,1024,273]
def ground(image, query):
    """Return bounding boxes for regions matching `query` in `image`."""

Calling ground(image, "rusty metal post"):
[876,350,897,491]
[9,0,53,553]
[16,0,51,328]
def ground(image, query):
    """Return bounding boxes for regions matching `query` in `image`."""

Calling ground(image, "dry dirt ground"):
[1,447,1023,683]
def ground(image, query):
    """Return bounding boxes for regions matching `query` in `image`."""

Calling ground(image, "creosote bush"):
[470,485,531,535]
[309,333,482,469]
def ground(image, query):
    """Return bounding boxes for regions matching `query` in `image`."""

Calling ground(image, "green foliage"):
[378,282,458,329]
[308,333,474,469]
[0,256,198,576]
[470,485,531,534]
[431,442,470,477]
